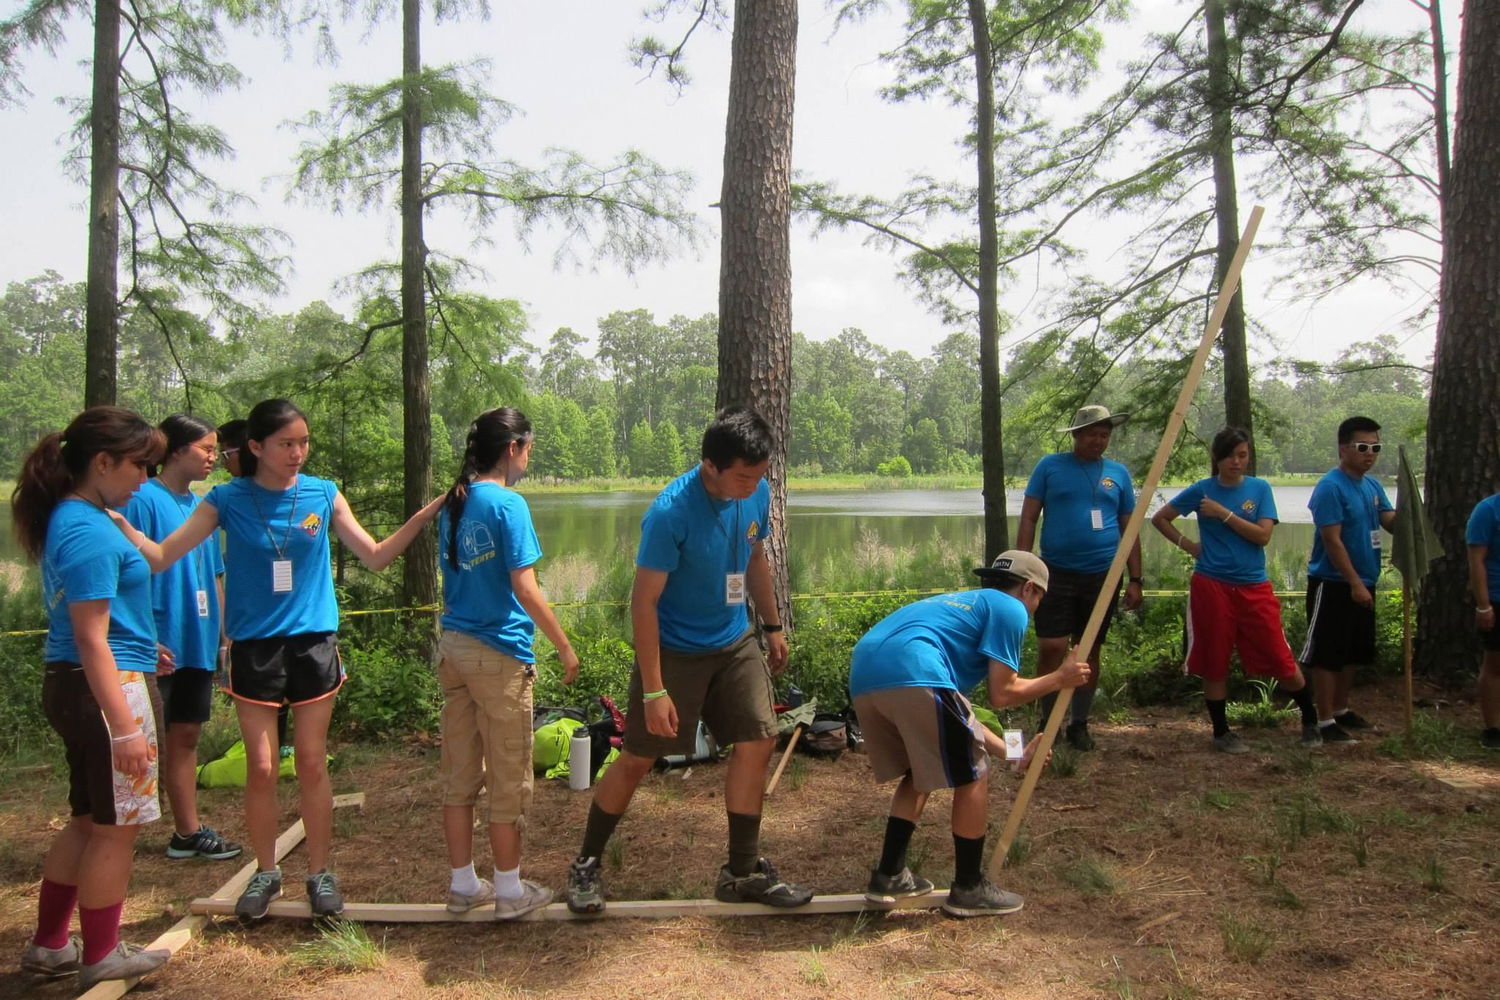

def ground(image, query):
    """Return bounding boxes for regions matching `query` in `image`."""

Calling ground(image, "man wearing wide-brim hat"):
[1015,405,1144,751]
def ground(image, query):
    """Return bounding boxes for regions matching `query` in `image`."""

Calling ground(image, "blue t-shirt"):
[849,589,1029,697]
[636,467,771,652]
[1024,452,1137,573]
[1307,468,1393,587]
[1466,493,1500,603]
[207,474,340,639]
[43,499,158,672]
[439,482,544,662]
[1167,476,1278,585]
[124,479,224,671]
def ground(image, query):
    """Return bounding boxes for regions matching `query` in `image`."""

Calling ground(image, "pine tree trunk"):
[967,0,1009,556]
[84,0,121,408]
[400,0,437,619]
[1415,0,1500,685]
[717,0,797,632]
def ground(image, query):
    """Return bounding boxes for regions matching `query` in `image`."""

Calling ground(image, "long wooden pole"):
[987,206,1265,878]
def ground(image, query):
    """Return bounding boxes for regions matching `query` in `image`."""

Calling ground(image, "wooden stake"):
[987,207,1266,879]
[80,792,365,1000]
[189,889,946,922]
[765,724,804,796]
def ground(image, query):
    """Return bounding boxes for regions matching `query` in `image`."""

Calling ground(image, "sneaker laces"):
[246,870,279,895]
[308,871,338,896]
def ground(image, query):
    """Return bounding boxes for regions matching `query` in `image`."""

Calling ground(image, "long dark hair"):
[1210,426,1252,477]
[155,413,218,476]
[12,407,165,562]
[444,407,533,570]
[241,399,307,478]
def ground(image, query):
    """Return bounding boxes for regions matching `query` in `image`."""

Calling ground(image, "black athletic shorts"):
[228,633,343,707]
[156,666,215,725]
[1299,578,1376,670]
[1033,565,1122,653]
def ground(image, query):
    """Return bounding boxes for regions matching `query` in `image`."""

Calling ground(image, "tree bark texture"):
[717,0,797,633]
[967,0,1009,556]
[1206,0,1252,466]
[1415,0,1500,684]
[400,0,437,614]
[84,0,121,407]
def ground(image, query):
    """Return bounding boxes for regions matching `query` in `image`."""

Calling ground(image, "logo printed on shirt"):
[1240,498,1258,514]
[299,513,322,536]
[746,519,760,541]
[1099,477,1118,492]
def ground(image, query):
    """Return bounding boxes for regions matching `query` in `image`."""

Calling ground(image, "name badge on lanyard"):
[725,572,747,606]
[1369,528,1382,550]
[1090,508,1106,531]
[272,559,293,593]
[196,589,210,618]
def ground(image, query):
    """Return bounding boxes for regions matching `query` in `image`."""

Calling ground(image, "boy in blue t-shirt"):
[565,408,810,914]
[850,551,1089,918]
[1466,492,1500,749]
[1299,416,1395,743]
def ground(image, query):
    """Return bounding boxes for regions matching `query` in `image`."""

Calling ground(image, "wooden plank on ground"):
[190,889,948,922]
[80,792,365,1000]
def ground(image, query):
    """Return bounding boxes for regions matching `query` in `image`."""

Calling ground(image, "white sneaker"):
[19,935,81,978]
[446,878,497,914]
[77,941,170,990]
[494,879,553,920]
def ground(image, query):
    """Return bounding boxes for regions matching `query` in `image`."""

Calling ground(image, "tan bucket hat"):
[1058,404,1130,433]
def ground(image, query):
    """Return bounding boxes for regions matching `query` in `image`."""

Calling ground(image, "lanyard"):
[699,472,745,573]
[1075,456,1104,507]
[247,478,300,560]
[165,485,206,581]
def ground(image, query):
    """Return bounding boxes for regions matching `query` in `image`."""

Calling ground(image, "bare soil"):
[2,677,1496,1000]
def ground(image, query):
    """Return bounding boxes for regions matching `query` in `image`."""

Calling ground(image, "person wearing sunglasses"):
[1299,416,1395,743]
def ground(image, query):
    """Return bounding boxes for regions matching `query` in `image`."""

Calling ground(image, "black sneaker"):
[1481,728,1500,751]
[1300,723,1324,747]
[166,825,243,861]
[306,870,344,918]
[865,866,934,905]
[566,856,605,914]
[1319,722,1359,745]
[1065,721,1095,752]
[1333,710,1372,730]
[714,857,813,907]
[941,878,1024,918]
[235,868,282,922]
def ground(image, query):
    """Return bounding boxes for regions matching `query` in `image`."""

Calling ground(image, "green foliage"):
[1225,679,1297,729]
[332,640,441,742]
[875,455,912,478]
[291,918,386,970]
[1218,914,1274,964]
[1059,855,1121,895]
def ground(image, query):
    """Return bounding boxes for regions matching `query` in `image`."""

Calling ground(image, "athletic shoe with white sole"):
[77,941,169,991]
[865,867,934,905]
[941,878,1024,918]
[165,825,243,861]
[18,935,81,978]
[494,879,553,920]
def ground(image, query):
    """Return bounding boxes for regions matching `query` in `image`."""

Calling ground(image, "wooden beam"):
[764,724,803,796]
[79,792,365,1000]
[190,889,947,922]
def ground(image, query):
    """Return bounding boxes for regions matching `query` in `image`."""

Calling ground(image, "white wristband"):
[111,730,144,745]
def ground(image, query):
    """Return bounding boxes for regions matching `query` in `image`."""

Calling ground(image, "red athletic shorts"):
[1185,573,1298,682]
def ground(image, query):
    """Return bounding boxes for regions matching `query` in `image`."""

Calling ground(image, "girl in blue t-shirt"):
[114,399,442,922]
[13,407,172,988]
[436,407,579,918]
[1151,427,1319,752]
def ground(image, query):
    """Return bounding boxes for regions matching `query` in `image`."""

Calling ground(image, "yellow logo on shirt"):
[1240,499,1257,514]
[746,519,760,540]
[300,513,322,536]
[1100,477,1118,492]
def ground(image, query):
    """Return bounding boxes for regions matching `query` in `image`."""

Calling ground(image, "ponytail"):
[445,407,533,571]
[12,432,70,562]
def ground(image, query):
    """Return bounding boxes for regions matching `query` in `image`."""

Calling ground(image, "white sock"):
[450,863,481,895]
[1333,707,1349,716]
[1318,719,1336,729]
[494,866,523,899]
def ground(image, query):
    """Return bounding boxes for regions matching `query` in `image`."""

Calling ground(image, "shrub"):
[334,639,441,741]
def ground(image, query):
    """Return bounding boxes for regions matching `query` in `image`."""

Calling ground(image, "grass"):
[1059,855,1122,896]
[1218,914,1275,963]
[1418,855,1447,892]
[1377,712,1478,761]
[290,919,386,970]
[605,837,627,870]
[788,756,808,792]
[801,945,831,986]
[1005,830,1033,868]
[1199,788,1240,811]
[1049,745,1081,778]
[1225,679,1297,729]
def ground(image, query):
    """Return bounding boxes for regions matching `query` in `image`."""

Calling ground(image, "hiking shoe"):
[566,856,605,914]
[941,878,1024,918]
[306,870,344,918]
[714,857,813,908]
[446,878,496,914]
[19,935,80,978]
[1319,722,1359,745]
[77,941,170,991]
[1300,723,1324,747]
[235,868,282,922]
[865,867,934,905]
[1334,710,1372,730]
[1481,728,1500,750]
[1065,721,1095,752]
[1212,731,1250,754]
[166,825,243,861]
[494,879,553,920]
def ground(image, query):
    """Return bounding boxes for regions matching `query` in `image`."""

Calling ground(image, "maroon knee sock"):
[79,901,124,965]
[33,878,78,949]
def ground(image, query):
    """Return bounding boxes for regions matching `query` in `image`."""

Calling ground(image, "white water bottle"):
[568,727,591,791]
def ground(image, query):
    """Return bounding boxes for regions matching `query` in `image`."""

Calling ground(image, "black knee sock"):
[579,801,624,862]
[1038,692,1057,728]
[952,834,986,889]
[877,817,917,877]
[1071,687,1095,726]
[1206,698,1229,737]
[1286,684,1317,727]
[727,811,762,876]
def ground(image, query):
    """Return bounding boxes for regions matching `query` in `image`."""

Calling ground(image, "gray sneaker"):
[19,935,81,978]
[865,867,935,905]
[306,870,344,918]
[77,941,170,991]
[446,878,496,914]
[942,878,1024,918]
[1301,723,1324,747]
[235,868,283,922]
[1212,731,1250,754]
[566,857,605,914]
[494,879,553,920]
[714,857,813,907]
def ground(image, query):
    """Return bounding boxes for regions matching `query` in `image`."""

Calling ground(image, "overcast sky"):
[0,0,1451,366]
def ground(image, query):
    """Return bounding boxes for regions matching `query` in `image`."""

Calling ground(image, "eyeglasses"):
[1347,442,1382,454]
[221,447,240,457]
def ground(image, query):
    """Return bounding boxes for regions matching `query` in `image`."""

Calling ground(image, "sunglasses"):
[1347,442,1382,454]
